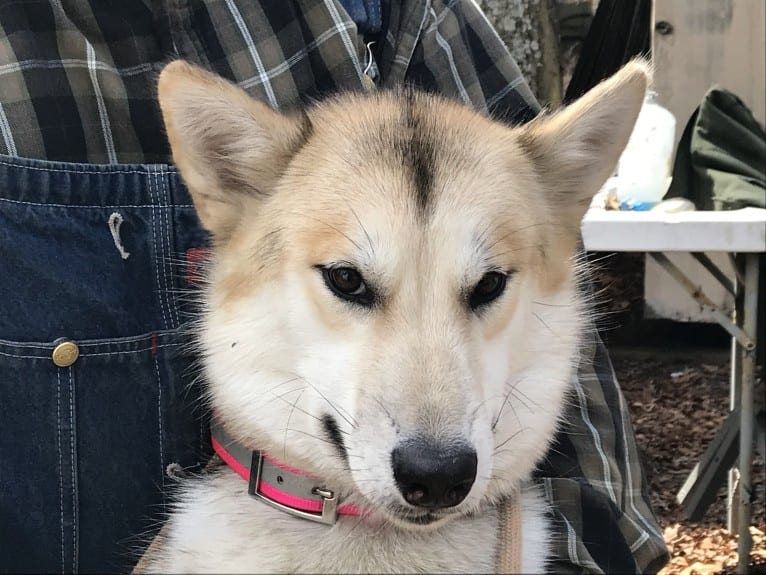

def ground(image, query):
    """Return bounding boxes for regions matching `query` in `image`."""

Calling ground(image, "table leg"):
[737,253,759,574]
[729,256,744,532]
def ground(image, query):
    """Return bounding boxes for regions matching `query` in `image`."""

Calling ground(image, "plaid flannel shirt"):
[0,0,668,572]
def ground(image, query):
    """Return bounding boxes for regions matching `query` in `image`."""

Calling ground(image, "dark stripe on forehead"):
[293,109,315,152]
[400,90,435,214]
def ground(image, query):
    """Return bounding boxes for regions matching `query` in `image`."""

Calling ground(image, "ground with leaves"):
[614,351,765,574]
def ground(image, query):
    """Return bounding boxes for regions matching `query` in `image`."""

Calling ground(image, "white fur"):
[150,471,549,573]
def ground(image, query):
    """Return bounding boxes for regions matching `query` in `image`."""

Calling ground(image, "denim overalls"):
[0,155,211,573]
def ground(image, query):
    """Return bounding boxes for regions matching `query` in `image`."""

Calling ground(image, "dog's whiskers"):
[345,200,376,259]
[493,427,528,452]
[508,384,561,418]
[282,427,336,446]
[507,386,535,414]
[267,376,306,392]
[491,376,528,431]
[283,388,307,460]
[303,214,364,254]
[532,311,560,339]
[531,299,569,308]
[482,221,550,252]
[491,243,547,260]
[265,385,308,404]
[372,396,397,427]
[263,382,326,425]
[291,374,358,429]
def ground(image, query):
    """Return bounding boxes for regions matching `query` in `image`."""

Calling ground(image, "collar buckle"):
[248,452,338,525]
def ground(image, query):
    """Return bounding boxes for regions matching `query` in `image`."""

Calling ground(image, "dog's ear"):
[517,59,650,227]
[158,61,310,240]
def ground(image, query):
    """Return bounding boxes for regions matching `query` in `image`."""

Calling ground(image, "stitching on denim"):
[0,350,53,359]
[0,332,179,350]
[159,167,180,327]
[77,333,177,347]
[158,168,177,328]
[79,343,181,357]
[154,168,172,328]
[0,159,146,175]
[154,354,166,500]
[57,369,65,574]
[149,170,170,331]
[0,196,194,210]
[68,366,79,572]
[0,342,180,359]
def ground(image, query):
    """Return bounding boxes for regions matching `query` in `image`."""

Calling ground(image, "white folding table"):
[581,206,766,573]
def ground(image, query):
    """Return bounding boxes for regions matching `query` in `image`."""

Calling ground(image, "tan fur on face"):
[158,57,648,438]
[159,60,648,315]
[144,60,650,573]
[159,57,649,459]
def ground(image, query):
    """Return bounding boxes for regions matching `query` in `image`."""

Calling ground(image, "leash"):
[495,497,523,573]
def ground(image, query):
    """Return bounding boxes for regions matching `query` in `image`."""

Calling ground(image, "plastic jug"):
[616,90,677,210]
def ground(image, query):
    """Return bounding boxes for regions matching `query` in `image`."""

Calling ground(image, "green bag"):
[666,86,765,210]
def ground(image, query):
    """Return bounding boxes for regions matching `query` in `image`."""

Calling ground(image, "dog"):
[135,59,648,573]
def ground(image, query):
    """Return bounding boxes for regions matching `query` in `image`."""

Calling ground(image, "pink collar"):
[211,419,364,525]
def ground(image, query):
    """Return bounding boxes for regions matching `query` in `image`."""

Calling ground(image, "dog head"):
[159,61,647,528]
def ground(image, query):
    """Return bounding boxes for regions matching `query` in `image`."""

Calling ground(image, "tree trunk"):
[476,0,596,107]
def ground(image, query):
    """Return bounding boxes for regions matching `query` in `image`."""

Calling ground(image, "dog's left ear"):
[517,59,650,228]
[158,61,309,241]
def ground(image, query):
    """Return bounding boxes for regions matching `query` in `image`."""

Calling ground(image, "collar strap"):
[210,419,364,525]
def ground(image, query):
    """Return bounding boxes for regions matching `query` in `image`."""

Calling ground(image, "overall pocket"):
[0,155,210,574]
[0,333,206,574]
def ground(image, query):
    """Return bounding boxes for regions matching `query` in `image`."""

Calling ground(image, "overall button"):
[52,340,79,367]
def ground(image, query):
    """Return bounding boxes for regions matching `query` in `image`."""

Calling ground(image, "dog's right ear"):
[158,61,310,240]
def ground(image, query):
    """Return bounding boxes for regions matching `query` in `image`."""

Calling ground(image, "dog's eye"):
[330,267,363,293]
[321,266,374,306]
[469,271,508,310]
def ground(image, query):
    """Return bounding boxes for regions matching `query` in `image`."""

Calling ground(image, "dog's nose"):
[391,442,477,509]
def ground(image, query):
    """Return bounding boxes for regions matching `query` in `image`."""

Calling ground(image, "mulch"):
[587,250,765,573]
[614,352,765,574]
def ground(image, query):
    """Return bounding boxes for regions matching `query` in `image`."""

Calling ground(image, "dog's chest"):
[279,514,499,573]
[161,472,500,573]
